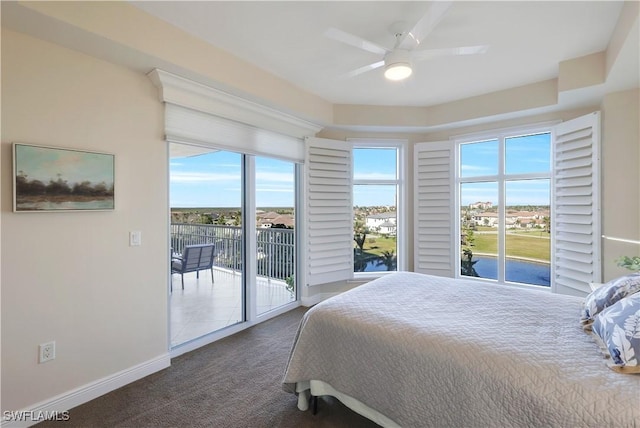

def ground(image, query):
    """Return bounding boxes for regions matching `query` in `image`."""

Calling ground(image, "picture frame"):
[13,143,115,212]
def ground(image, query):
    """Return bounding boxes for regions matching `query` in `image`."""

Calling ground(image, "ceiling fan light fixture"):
[384,49,412,81]
[384,63,412,81]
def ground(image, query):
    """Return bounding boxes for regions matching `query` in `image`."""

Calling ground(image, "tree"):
[542,216,551,233]
[460,248,479,277]
[353,218,370,254]
[92,181,110,196]
[375,250,397,271]
[232,211,241,226]
[464,227,475,247]
[216,214,227,225]
[46,174,71,195]
[201,214,214,224]
[72,181,94,196]
[16,171,46,195]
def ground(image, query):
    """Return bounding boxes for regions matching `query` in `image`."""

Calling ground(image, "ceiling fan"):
[324,1,488,81]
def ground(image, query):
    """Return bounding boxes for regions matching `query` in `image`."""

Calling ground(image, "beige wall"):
[5,1,333,126]
[1,29,168,411]
[601,88,640,280]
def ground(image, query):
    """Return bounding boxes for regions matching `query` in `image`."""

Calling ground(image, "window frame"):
[350,139,407,277]
[454,123,554,288]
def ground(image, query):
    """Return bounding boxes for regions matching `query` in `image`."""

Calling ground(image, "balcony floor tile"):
[170,267,294,347]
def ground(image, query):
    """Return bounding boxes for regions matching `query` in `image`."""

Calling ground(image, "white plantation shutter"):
[552,112,601,294]
[414,142,455,277]
[305,137,353,286]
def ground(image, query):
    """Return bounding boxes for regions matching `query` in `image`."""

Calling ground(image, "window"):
[352,143,404,274]
[457,130,552,287]
[305,138,405,285]
[415,113,600,294]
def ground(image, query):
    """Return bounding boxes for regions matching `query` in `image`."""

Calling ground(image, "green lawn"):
[358,235,397,256]
[352,230,549,262]
[470,231,550,261]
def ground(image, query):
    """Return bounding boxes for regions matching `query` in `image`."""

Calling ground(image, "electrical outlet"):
[39,341,55,363]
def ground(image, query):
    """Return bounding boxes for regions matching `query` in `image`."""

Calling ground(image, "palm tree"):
[375,250,397,271]
[461,248,479,277]
[353,219,370,254]
[542,216,551,233]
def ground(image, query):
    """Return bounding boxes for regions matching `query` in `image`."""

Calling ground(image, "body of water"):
[361,256,551,287]
[470,256,550,286]
[363,259,391,272]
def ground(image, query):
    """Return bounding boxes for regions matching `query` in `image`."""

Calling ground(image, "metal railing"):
[170,223,295,281]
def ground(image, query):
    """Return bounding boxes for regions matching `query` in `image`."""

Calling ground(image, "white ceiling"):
[131,1,631,108]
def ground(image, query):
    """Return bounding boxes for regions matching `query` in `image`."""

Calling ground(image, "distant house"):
[469,201,493,210]
[378,221,397,236]
[366,212,397,235]
[257,212,294,228]
[472,212,498,227]
[517,218,545,229]
[474,210,548,229]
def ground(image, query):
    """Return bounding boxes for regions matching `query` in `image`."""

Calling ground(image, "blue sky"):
[353,148,397,207]
[170,135,550,208]
[460,133,551,206]
[170,150,295,208]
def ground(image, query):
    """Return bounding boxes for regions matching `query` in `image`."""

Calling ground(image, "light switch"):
[130,231,142,246]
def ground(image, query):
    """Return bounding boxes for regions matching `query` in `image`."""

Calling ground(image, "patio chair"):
[171,243,215,291]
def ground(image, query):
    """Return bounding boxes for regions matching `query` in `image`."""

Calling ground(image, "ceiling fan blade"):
[398,1,453,49]
[412,45,489,61]
[324,28,388,56]
[343,60,385,79]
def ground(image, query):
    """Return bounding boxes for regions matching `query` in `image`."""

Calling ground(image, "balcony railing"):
[170,223,295,282]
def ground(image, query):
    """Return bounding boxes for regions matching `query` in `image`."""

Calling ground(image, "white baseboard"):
[2,354,171,428]
[301,292,340,307]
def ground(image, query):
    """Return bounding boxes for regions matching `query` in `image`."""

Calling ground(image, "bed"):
[282,272,640,427]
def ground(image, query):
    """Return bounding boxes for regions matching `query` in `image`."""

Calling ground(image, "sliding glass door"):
[255,156,296,316]
[169,145,244,346]
[169,143,298,347]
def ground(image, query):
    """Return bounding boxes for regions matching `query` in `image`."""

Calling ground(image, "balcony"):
[170,223,295,346]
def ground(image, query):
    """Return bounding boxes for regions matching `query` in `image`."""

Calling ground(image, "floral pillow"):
[581,273,640,330]
[590,293,640,373]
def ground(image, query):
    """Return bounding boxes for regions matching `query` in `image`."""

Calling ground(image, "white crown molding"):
[148,69,323,139]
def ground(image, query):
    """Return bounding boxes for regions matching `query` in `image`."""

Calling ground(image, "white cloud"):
[256,171,294,183]
[353,172,396,180]
[460,164,495,175]
[170,171,241,183]
[257,185,294,193]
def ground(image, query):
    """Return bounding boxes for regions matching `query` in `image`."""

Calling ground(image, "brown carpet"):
[38,307,380,428]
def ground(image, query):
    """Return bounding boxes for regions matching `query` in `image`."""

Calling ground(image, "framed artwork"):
[13,143,115,212]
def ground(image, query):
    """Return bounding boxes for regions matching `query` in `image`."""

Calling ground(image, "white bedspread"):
[282,272,640,427]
